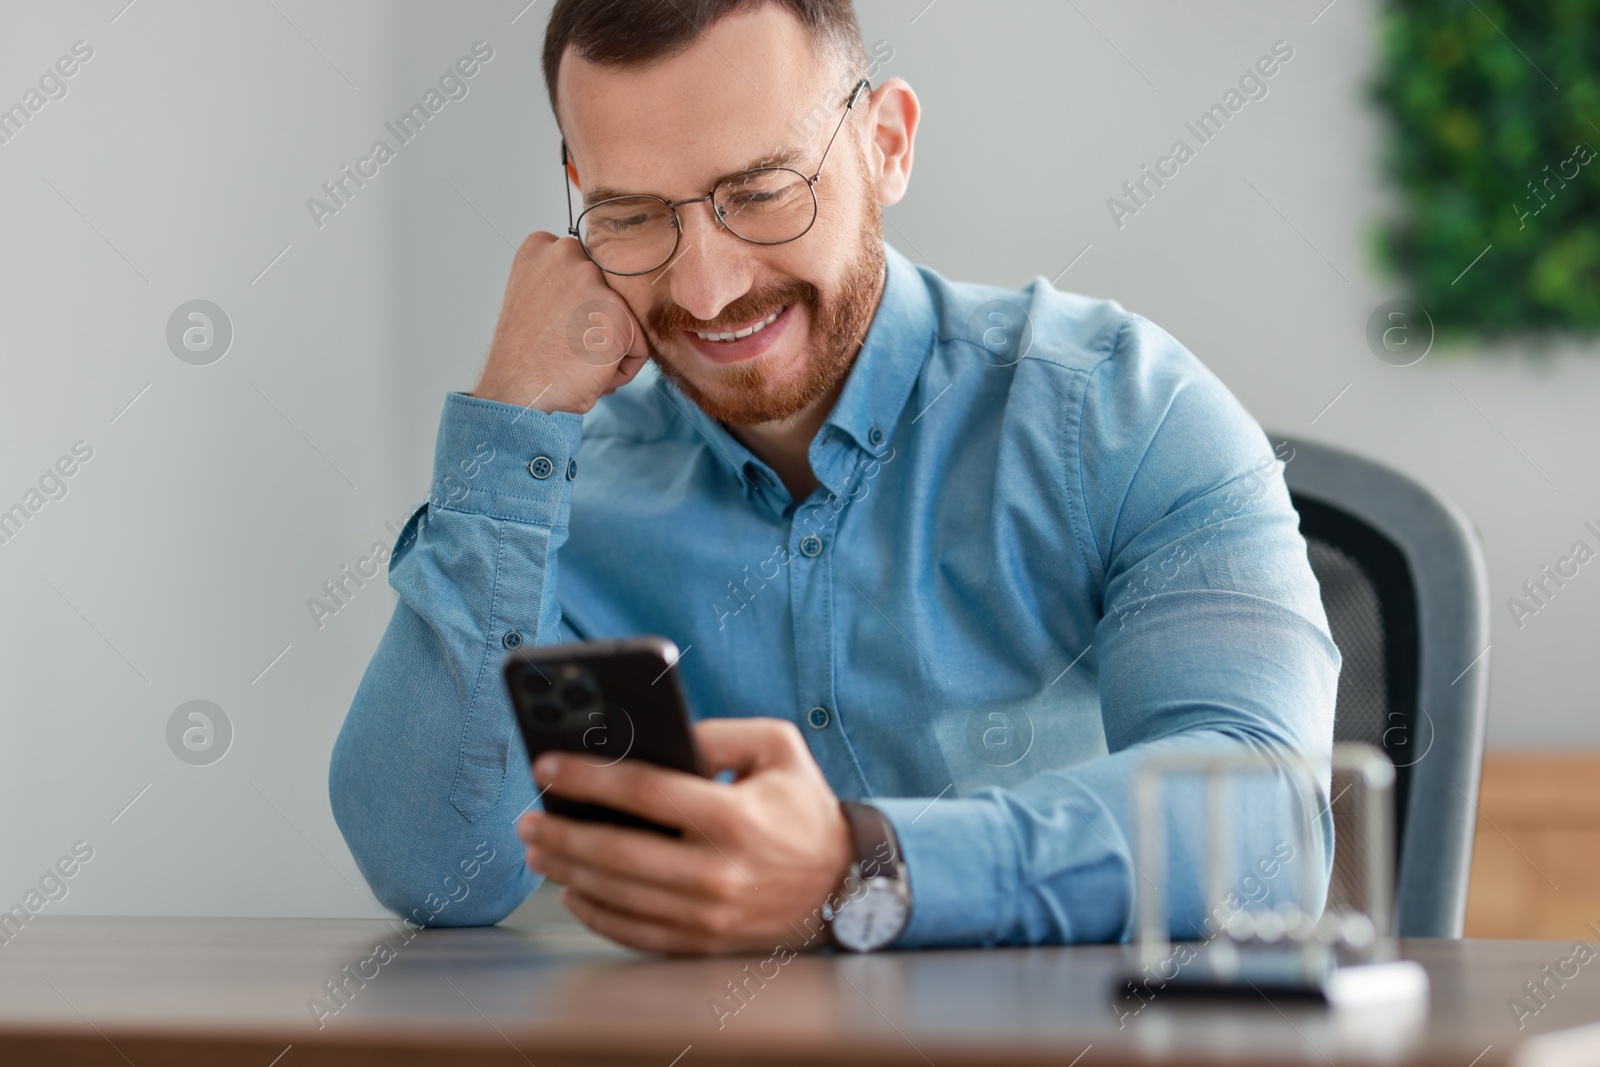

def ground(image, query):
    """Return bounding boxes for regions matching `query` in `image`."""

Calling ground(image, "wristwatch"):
[827,800,913,952]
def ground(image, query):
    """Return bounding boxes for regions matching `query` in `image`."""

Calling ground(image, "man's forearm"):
[329,392,585,925]
[873,505,1339,949]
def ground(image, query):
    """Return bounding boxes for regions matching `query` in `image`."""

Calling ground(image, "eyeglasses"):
[561,78,871,277]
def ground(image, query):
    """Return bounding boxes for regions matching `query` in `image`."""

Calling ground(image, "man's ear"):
[865,78,919,207]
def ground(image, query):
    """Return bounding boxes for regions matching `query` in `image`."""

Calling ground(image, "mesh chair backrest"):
[1275,433,1488,937]
[1291,496,1421,874]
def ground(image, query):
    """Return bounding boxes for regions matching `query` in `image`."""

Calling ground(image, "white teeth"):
[694,306,783,342]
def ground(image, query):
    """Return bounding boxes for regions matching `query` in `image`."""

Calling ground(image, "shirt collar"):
[818,241,936,461]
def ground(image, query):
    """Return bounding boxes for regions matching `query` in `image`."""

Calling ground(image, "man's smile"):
[691,304,785,342]
[680,302,799,365]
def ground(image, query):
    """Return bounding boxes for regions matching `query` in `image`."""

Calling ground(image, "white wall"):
[0,0,1590,918]
[0,0,408,917]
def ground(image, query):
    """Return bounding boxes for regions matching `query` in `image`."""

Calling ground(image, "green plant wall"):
[1372,0,1600,338]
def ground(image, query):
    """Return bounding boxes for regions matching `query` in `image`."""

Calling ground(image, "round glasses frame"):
[561,78,871,277]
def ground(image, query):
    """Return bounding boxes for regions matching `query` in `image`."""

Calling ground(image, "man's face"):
[558,7,886,426]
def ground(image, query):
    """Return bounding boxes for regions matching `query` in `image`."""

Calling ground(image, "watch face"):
[833,880,909,952]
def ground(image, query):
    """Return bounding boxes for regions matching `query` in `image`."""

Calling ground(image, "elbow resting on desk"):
[329,733,541,929]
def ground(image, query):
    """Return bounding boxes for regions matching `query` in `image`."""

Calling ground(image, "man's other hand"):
[473,232,650,415]
[516,718,854,955]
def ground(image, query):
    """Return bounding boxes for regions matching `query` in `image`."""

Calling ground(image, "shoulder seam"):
[1095,315,1193,562]
[1068,314,1137,577]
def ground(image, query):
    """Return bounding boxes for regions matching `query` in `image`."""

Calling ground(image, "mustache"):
[649,277,818,336]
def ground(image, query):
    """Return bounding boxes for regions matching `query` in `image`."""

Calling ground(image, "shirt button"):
[528,456,554,480]
[868,425,885,448]
[807,706,830,729]
[502,630,523,649]
[799,535,823,557]
[566,458,577,480]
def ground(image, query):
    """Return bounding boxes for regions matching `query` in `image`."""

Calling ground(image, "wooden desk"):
[3,901,1599,1066]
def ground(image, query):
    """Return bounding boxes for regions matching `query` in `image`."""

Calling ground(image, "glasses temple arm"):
[813,78,870,182]
[561,139,574,233]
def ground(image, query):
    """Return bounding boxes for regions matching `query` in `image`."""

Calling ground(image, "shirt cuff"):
[869,795,1018,948]
[432,391,584,527]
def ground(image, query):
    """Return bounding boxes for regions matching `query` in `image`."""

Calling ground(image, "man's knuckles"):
[513,230,558,263]
[694,862,747,903]
[773,719,812,762]
[701,716,808,765]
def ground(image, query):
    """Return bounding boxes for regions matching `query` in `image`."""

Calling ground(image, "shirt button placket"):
[787,503,869,796]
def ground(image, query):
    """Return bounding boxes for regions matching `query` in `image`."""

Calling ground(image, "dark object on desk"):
[1137,944,1429,1008]
[506,635,707,837]
[1274,432,1490,938]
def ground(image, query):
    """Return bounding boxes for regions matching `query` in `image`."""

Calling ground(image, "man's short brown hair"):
[541,0,868,126]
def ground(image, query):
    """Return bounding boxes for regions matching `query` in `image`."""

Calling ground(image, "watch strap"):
[840,800,902,882]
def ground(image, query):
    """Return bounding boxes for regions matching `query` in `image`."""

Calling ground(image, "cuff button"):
[528,456,554,479]
[502,630,524,649]
[566,458,577,480]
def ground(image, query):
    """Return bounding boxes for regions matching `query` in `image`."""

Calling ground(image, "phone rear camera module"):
[531,701,562,726]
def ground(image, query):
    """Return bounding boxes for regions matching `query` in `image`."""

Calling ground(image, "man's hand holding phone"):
[517,718,855,955]
[473,232,650,415]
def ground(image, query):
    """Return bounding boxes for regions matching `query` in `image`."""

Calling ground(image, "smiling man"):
[329,0,1340,955]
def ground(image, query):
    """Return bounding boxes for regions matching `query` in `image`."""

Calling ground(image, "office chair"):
[1270,434,1491,938]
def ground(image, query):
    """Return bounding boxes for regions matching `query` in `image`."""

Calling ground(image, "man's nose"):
[662,201,755,324]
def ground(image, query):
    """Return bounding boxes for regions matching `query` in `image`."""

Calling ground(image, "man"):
[329,0,1339,955]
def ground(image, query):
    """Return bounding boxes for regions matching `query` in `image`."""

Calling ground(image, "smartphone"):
[504,635,706,837]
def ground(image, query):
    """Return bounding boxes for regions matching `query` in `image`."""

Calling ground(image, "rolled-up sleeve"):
[875,314,1340,948]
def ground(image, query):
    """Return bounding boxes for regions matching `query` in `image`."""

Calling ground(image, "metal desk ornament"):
[1119,742,1428,1008]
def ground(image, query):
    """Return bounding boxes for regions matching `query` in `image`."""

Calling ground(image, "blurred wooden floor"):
[1465,752,1600,939]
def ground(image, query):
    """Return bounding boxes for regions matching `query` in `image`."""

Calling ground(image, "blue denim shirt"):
[329,242,1339,947]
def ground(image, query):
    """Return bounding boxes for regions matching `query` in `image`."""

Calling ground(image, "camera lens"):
[561,682,597,707]
[531,701,561,726]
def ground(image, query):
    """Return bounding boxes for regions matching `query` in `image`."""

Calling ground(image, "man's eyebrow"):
[579,146,812,207]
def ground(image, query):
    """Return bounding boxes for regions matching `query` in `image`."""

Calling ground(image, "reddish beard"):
[645,211,886,426]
